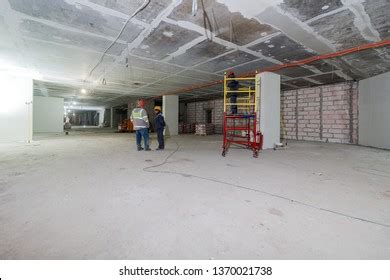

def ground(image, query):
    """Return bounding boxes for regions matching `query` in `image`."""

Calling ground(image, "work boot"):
[137,146,143,151]
[156,147,164,151]
[145,146,151,151]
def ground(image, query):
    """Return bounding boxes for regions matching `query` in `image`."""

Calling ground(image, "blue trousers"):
[135,128,149,148]
[156,128,164,149]
[230,95,238,114]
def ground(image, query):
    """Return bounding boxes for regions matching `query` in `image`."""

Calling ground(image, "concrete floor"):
[0,129,389,259]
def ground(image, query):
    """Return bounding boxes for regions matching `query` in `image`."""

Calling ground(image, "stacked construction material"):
[179,123,185,134]
[118,119,133,133]
[195,123,214,136]
[186,123,195,133]
[179,123,195,134]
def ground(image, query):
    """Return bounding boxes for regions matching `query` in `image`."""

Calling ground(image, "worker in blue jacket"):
[227,72,240,114]
[154,106,165,150]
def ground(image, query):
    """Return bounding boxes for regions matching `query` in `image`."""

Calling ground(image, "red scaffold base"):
[222,112,263,158]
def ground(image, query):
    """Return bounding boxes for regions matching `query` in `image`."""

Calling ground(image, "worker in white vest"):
[130,99,151,151]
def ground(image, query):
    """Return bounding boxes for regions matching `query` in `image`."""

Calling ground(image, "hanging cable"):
[200,0,213,41]
[211,8,220,36]
[85,0,151,81]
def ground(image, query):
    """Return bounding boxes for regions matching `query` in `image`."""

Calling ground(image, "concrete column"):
[27,100,33,143]
[110,107,114,128]
[98,109,105,127]
[257,72,281,149]
[359,71,390,149]
[163,95,179,136]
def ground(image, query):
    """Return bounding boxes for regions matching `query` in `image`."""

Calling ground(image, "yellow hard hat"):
[154,106,161,111]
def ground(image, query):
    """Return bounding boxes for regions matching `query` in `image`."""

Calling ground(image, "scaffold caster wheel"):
[253,151,258,158]
[222,150,226,157]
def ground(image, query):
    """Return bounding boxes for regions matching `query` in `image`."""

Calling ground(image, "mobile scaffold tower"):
[222,73,263,158]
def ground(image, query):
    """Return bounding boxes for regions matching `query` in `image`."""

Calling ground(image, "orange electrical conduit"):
[150,39,390,99]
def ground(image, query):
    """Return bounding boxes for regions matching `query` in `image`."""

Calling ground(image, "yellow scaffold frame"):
[222,73,263,158]
[223,76,258,114]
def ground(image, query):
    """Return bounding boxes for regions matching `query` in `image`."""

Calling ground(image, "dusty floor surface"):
[1,129,389,259]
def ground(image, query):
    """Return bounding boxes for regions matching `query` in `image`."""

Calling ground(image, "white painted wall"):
[33,96,64,133]
[359,71,390,149]
[0,72,33,142]
[163,95,179,136]
[258,72,281,149]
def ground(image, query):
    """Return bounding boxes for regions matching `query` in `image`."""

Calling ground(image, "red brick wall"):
[183,82,359,144]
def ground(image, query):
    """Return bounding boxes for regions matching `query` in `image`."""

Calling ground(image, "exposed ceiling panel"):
[275,66,315,78]
[9,0,141,39]
[215,59,276,75]
[285,78,318,88]
[307,60,336,73]
[280,0,344,22]
[363,0,390,40]
[179,69,223,81]
[20,19,127,56]
[308,9,369,50]
[339,48,390,78]
[131,21,201,60]
[168,39,232,67]
[195,50,258,72]
[249,33,316,62]
[124,55,184,74]
[169,0,278,45]
[309,72,345,84]
[0,0,389,106]
[91,0,174,24]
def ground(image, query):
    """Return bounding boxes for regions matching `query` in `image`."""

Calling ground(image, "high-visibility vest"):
[131,108,149,129]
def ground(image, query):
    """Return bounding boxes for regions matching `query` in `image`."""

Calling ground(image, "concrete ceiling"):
[0,0,389,106]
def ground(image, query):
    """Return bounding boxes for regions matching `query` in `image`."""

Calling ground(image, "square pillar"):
[163,95,179,136]
[257,72,281,149]
[110,107,114,128]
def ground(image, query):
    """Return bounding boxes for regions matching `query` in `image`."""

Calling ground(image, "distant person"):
[227,72,240,114]
[153,106,166,150]
[130,99,151,151]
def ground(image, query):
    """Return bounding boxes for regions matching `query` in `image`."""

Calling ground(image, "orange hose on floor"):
[151,39,390,99]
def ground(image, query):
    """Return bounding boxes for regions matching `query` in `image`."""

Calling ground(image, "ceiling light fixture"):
[81,88,87,94]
